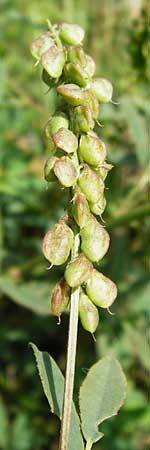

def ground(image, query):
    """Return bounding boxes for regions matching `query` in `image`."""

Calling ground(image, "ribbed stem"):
[85,441,93,450]
[59,233,80,450]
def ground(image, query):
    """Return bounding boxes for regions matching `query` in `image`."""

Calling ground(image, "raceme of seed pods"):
[31,22,117,334]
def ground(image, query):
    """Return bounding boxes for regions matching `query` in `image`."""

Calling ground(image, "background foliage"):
[0,0,150,449]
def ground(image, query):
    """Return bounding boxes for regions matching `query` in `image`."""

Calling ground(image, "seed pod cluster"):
[31,22,117,331]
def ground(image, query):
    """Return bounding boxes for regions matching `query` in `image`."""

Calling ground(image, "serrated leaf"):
[79,356,127,444]
[0,278,54,315]
[30,343,84,450]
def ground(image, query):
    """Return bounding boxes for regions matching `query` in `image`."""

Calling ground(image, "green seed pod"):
[89,196,106,216]
[45,136,56,154]
[65,253,93,288]
[86,268,117,308]
[79,289,99,333]
[72,186,90,228]
[64,62,88,87]
[59,23,85,45]
[90,78,113,103]
[78,133,106,166]
[67,46,86,67]
[57,83,84,106]
[53,156,78,187]
[42,68,57,88]
[78,164,104,203]
[41,45,65,79]
[83,90,99,119]
[44,156,58,182]
[53,127,78,154]
[81,215,110,262]
[96,162,113,180]
[71,105,94,134]
[30,32,54,60]
[45,114,69,138]
[84,54,96,77]
[51,278,71,318]
[42,222,74,266]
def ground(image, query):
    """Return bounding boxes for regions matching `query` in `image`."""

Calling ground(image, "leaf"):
[79,356,127,444]
[30,343,84,450]
[0,277,54,315]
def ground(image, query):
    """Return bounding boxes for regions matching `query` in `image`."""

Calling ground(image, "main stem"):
[85,441,93,450]
[59,233,80,450]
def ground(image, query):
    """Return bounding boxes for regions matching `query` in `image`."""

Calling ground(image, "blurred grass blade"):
[0,278,53,315]
[11,413,34,450]
[121,98,149,166]
[0,398,9,449]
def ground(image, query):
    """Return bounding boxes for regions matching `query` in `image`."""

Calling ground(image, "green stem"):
[59,233,80,450]
[47,19,62,47]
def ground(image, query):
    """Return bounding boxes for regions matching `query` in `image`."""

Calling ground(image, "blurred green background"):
[0,0,150,449]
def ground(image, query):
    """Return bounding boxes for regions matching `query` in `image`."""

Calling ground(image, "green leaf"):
[0,277,54,315]
[30,343,84,450]
[79,356,127,445]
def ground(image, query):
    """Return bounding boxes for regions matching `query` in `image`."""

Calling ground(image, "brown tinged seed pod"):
[86,268,117,308]
[72,187,90,228]
[81,215,110,262]
[71,105,94,134]
[45,114,69,139]
[41,45,65,79]
[78,133,106,166]
[59,23,85,45]
[64,253,93,288]
[44,156,58,182]
[79,289,99,333]
[78,164,104,204]
[83,90,99,120]
[30,32,54,60]
[67,46,86,67]
[53,156,78,187]
[53,127,78,154]
[84,54,96,78]
[51,278,71,318]
[42,222,74,266]
[57,83,84,106]
[89,196,106,216]
[64,62,88,87]
[96,162,113,180]
[90,78,113,103]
